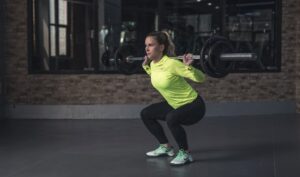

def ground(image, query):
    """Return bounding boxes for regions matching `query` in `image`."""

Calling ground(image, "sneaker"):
[170,149,193,165]
[146,145,175,157]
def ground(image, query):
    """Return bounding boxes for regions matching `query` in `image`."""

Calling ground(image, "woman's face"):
[145,36,164,61]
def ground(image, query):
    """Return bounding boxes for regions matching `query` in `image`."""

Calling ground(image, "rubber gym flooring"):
[1,114,300,177]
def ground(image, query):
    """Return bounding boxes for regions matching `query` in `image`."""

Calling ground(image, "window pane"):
[59,0,67,25]
[161,1,221,54]
[225,0,276,71]
[50,26,56,56]
[50,0,55,24]
[59,27,66,55]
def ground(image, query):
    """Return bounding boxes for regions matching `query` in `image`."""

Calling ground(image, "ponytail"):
[161,31,176,57]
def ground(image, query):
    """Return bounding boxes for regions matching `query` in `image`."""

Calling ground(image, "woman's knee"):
[140,106,153,121]
[140,108,148,120]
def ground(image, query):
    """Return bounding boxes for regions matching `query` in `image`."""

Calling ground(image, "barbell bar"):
[125,53,257,62]
[114,36,258,78]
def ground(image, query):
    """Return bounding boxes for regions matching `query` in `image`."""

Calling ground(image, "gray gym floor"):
[1,114,300,177]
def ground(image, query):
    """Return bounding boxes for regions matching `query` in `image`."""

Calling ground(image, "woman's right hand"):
[183,53,193,66]
[143,56,150,66]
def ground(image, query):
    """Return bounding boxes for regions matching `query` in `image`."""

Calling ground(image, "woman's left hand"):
[183,53,193,66]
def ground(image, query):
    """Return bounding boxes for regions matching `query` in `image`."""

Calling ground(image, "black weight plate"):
[199,36,230,78]
[114,45,139,75]
[208,40,234,75]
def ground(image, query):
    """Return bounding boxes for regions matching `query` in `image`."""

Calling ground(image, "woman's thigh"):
[141,101,174,121]
[168,96,206,125]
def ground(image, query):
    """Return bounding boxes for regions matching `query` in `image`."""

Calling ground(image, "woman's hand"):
[143,56,151,66]
[183,53,193,66]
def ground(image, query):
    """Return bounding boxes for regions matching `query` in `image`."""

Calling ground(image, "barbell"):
[114,35,258,78]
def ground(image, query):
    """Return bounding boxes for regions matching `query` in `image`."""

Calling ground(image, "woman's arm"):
[170,54,206,83]
[142,56,151,75]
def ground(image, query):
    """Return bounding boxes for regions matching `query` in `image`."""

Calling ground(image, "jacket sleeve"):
[142,64,151,76]
[170,59,206,83]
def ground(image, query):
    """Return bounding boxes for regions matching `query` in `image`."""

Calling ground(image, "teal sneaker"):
[170,149,193,165]
[146,145,175,157]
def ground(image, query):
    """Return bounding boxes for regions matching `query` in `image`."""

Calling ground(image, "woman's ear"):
[159,44,165,53]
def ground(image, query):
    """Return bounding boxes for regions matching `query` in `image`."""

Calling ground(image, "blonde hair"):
[146,31,176,57]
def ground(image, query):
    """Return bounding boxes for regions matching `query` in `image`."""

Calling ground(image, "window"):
[28,0,281,74]
[29,0,97,73]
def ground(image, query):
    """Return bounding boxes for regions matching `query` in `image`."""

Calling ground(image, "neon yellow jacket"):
[143,55,205,109]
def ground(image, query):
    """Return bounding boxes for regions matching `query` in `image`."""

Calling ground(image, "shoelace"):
[174,150,187,160]
[156,145,167,151]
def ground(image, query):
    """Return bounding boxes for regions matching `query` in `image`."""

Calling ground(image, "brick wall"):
[0,1,6,118]
[296,1,300,112]
[4,0,299,110]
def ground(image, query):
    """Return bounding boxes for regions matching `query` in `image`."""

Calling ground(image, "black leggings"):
[140,96,206,150]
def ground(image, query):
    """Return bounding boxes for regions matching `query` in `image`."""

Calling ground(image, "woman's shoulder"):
[165,56,183,66]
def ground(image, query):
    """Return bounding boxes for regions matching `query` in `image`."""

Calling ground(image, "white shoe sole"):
[170,156,193,166]
[146,150,175,157]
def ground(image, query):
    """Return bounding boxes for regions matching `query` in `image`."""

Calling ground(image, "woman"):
[141,31,206,166]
